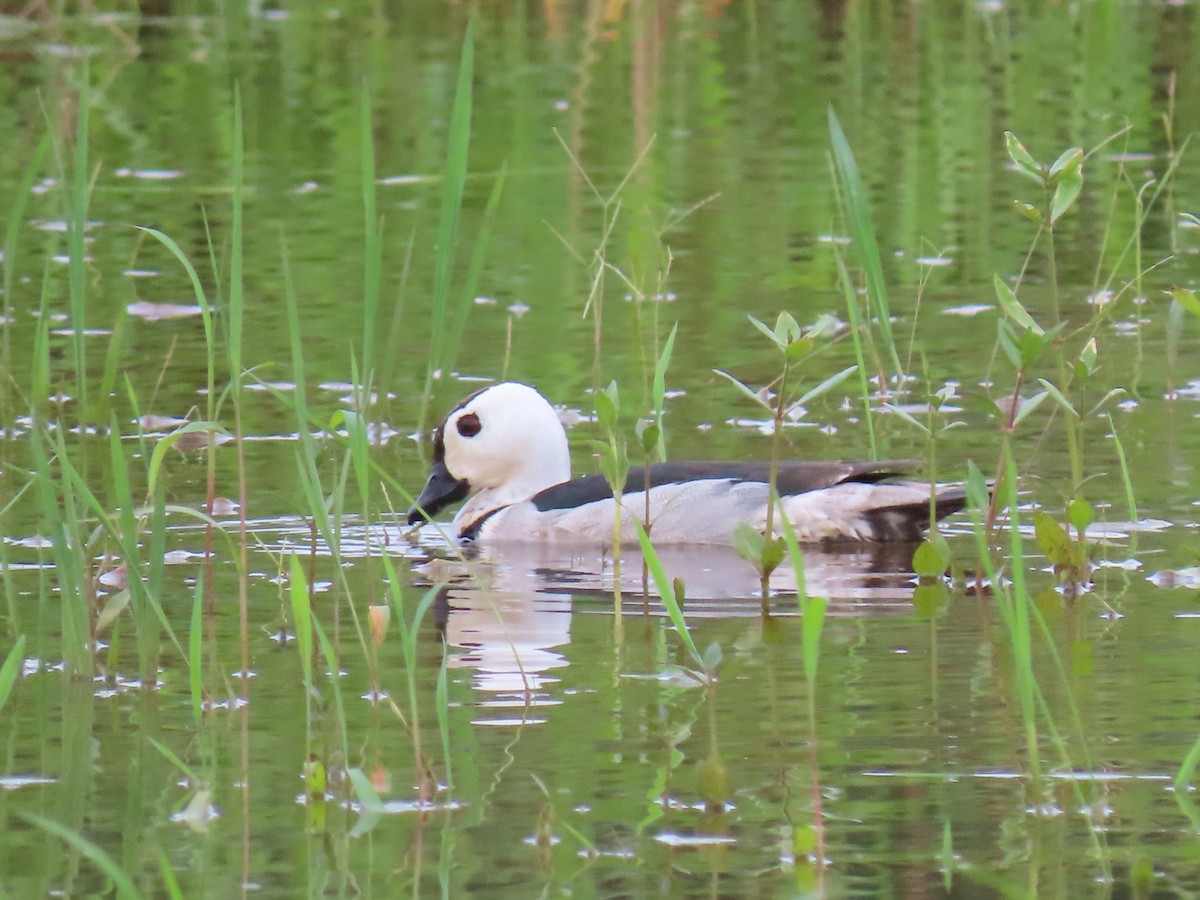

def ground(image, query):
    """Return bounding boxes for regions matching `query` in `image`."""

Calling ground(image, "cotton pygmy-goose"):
[406,382,969,546]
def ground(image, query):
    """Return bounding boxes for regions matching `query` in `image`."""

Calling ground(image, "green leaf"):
[1018,328,1050,369]
[638,421,660,457]
[634,521,703,669]
[701,642,723,674]
[773,311,802,346]
[882,403,931,435]
[784,335,815,361]
[1014,200,1045,224]
[913,582,950,617]
[762,536,786,575]
[749,315,785,350]
[1068,496,1094,533]
[713,369,773,412]
[1050,168,1083,225]
[1170,287,1200,318]
[1004,131,1042,178]
[1075,337,1098,381]
[795,364,858,407]
[996,320,1022,370]
[594,382,618,433]
[1012,390,1049,427]
[1048,147,1084,180]
[1035,377,1080,418]
[993,275,1043,334]
[732,521,765,567]
[964,392,1003,420]
[96,589,132,634]
[912,534,951,578]
[1033,511,1073,568]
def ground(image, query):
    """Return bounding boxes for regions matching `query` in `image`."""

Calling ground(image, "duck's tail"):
[778,482,971,543]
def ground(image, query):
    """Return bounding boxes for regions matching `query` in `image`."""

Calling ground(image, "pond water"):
[2,2,1200,897]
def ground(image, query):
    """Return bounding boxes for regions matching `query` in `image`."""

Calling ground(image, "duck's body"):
[407,382,968,547]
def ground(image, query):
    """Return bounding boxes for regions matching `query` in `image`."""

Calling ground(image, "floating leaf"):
[912,534,951,578]
[913,581,950,617]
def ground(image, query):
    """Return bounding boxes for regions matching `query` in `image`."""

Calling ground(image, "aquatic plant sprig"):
[883,377,964,581]
[828,107,902,382]
[716,312,856,602]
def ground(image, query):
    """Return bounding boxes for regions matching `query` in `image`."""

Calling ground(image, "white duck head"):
[407,382,572,530]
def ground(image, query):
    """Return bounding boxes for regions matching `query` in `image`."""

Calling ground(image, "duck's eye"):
[456,412,481,438]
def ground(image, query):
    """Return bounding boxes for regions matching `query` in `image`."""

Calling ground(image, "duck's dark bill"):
[406,458,470,525]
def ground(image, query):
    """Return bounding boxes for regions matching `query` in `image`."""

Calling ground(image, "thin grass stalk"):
[382,559,442,799]
[224,86,251,693]
[68,59,91,417]
[419,22,476,432]
[108,416,156,681]
[1106,414,1138,521]
[2,132,51,426]
[360,84,382,390]
[778,506,827,882]
[835,252,879,460]
[189,571,204,727]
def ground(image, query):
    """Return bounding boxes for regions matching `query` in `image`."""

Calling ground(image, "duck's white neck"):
[450,432,571,535]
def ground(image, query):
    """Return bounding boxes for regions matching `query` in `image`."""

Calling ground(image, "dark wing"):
[531,459,917,512]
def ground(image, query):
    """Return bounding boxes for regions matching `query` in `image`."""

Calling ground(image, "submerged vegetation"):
[1,2,1200,897]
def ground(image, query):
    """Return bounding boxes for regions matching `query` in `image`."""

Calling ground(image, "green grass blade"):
[228,84,245,391]
[23,813,142,899]
[421,20,476,426]
[68,59,91,413]
[189,571,204,728]
[360,83,382,385]
[634,521,702,669]
[289,555,314,688]
[0,635,25,713]
[828,106,902,378]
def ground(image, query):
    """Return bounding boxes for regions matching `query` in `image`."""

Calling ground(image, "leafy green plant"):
[717,312,855,601]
